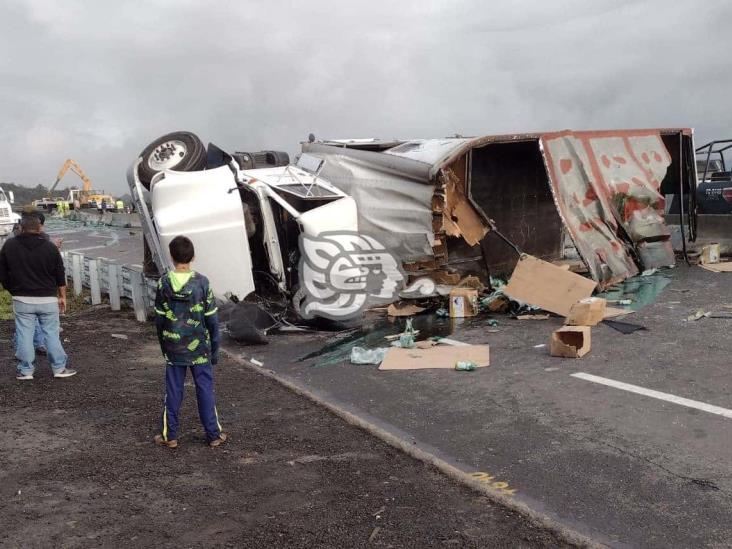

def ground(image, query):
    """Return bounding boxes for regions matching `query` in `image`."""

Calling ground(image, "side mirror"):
[8,191,14,204]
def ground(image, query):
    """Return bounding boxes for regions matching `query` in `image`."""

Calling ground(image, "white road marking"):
[571,373,732,419]
[67,245,107,252]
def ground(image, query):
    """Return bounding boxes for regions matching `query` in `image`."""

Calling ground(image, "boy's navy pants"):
[161,363,222,442]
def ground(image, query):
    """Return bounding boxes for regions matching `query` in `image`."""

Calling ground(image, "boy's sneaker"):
[154,435,178,449]
[53,369,77,378]
[209,433,228,448]
[16,373,34,381]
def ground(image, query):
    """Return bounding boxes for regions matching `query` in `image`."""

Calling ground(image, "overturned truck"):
[303,129,696,290]
[128,128,696,322]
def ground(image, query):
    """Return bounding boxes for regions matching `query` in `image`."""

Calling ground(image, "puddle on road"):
[597,268,674,312]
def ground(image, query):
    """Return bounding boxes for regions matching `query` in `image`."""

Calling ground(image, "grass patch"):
[0,286,12,320]
[0,285,91,320]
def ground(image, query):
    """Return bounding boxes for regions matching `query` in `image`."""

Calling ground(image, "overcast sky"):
[1,0,730,195]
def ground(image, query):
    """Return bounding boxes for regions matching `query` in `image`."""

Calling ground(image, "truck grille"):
[0,207,9,218]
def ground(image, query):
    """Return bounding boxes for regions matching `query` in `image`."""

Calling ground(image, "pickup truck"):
[696,141,732,214]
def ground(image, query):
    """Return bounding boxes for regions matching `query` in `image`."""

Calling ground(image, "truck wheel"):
[137,131,207,189]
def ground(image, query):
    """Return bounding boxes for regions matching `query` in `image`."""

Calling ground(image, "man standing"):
[0,214,76,380]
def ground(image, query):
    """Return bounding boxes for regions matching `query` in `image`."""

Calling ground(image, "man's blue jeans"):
[13,300,67,376]
[13,319,45,350]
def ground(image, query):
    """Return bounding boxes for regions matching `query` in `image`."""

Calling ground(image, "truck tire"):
[137,131,207,189]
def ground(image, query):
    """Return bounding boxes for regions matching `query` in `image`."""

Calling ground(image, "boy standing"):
[153,236,227,448]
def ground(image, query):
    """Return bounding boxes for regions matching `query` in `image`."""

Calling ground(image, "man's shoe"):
[154,435,178,449]
[16,373,34,381]
[209,433,228,448]
[53,369,77,378]
[35,347,47,356]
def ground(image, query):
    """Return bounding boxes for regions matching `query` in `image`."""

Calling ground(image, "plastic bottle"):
[455,361,477,371]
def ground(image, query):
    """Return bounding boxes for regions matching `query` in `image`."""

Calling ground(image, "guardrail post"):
[88,259,101,305]
[72,253,82,296]
[128,268,147,322]
[108,263,121,311]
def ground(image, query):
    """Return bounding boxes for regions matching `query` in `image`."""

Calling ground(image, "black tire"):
[138,131,207,190]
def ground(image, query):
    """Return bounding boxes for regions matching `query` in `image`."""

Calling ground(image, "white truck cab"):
[0,186,19,236]
[127,139,358,319]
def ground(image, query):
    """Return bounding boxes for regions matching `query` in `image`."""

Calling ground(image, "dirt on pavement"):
[0,308,574,548]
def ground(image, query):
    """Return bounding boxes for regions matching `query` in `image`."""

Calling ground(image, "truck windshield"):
[0,191,6,202]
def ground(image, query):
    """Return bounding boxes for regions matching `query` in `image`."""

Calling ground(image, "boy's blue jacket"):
[154,271,220,366]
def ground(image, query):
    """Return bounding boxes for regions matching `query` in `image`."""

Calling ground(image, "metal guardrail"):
[61,251,157,322]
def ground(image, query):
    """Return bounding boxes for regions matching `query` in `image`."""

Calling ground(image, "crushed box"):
[550,326,591,358]
[449,288,478,318]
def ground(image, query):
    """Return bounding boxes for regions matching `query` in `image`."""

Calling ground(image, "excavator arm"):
[50,159,92,194]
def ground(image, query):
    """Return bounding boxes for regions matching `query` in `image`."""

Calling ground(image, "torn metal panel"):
[301,143,436,261]
[541,130,676,287]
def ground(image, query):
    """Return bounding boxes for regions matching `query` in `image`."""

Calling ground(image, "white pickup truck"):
[0,186,20,236]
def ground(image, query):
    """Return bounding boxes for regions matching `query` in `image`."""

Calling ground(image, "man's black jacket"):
[0,233,65,297]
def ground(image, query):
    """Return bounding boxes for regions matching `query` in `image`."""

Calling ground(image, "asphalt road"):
[228,265,732,548]
[44,217,144,267]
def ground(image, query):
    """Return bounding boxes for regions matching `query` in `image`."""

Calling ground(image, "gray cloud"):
[1,0,730,195]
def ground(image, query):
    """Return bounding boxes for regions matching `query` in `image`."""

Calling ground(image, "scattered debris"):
[602,319,648,334]
[387,302,427,317]
[486,319,499,327]
[533,343,547,349]
[430,337,469,347]
[504,254,596,317]
[110,333,128,340]
[455,361,477,371]
[379,345,490,371]
[607,299,633,306]
[350,347,389,365]
[550,326,591,358]
[687,309,710,322]
[516,314,550,321]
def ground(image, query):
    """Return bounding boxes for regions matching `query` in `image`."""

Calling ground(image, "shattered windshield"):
[275,184,340,199]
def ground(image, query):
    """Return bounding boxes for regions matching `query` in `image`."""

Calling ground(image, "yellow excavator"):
[49,159,115,209]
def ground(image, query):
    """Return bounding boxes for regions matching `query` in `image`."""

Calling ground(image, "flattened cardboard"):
[565,297,606,326]
[504,255,597,317]
[550,326,591,358]
[700,262,732,273]
[449,288,479,318]
[387,302,427,317]
[379,344,490,370]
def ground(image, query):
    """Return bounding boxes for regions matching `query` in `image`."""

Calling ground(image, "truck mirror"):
[8,191,14,203]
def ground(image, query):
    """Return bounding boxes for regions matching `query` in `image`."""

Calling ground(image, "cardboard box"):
[701,243,720,265]
[550,326,591,358]
[449,288,478,318]
[565,297,607,326]
[504,254,597,317]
